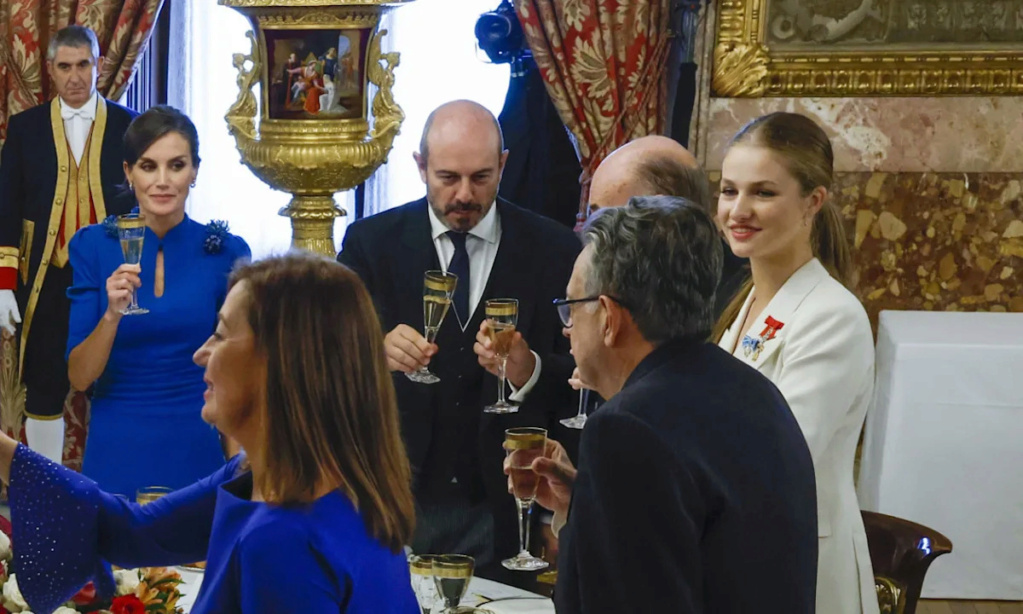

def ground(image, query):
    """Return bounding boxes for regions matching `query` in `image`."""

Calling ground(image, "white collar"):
[59,91,99,120]
[427,200,500,244]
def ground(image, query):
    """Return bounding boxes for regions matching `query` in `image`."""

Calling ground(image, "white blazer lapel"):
[727,259,830,371]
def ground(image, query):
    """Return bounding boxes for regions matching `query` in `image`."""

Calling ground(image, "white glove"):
[0,289,21,337]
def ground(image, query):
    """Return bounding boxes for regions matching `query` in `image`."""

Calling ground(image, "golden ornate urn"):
[219,0,413,256]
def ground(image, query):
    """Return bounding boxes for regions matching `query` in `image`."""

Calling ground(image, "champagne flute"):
[407,270,458,384]
[431,554,475,613]
[559,388,589,429]
[483,298,519,414]
[502,427,549,571]
[116,212,149,315]
[410,554,443,614]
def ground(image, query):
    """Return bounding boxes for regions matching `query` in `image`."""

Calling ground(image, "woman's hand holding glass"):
[104,264,142,319]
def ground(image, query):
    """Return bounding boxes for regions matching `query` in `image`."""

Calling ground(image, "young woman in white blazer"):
[713,112,879,614]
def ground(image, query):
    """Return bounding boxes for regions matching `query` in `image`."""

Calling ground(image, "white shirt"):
[60,92,98,165]
[427,202,541,400]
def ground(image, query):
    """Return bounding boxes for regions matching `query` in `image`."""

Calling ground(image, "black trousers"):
[22,263,74,419]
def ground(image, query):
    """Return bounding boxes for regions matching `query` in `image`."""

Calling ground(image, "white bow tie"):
[61,105,94,121]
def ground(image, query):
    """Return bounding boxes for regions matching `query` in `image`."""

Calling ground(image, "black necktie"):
[446,231,470,326]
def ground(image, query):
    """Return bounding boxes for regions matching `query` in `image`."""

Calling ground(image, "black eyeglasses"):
[553,295,629,328]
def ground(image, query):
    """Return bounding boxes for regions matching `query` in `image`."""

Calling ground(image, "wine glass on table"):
[410,554,443,613]
[116,212,148,315]
[502,427,549,571]
[407,270,458,384]
[560,388,589,430]
[431,554,476,613]
[483,298,518,414]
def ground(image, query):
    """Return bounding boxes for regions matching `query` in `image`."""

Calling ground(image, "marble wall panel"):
[707,170,1023,329]
[701,97,1023,174]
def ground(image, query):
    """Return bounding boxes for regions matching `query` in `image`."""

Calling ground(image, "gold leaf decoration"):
[712,43,769,97]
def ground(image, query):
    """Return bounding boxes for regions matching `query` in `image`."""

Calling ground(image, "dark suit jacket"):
[0,98,137,307]
[555,340,818,614]
[338,197,581,553]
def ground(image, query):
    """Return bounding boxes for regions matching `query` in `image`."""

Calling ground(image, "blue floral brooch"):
[203,220,230,255]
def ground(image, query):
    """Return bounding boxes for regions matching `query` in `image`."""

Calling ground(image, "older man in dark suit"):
[526,197,817,612]
[0,25,136,463]
[337,100,579,566]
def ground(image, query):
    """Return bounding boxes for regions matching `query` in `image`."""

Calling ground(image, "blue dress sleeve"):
[66,228,104,361]
[237,521,346,613]
[8,444,241,614]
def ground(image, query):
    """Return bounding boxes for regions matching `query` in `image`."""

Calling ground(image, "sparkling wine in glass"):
[431,554,475,613]
[502,427,549,572]
[117,212,149,315]
[483,298,519,414]
[407,271,458,385]
[410,554,443,614]
[560,388,589,430]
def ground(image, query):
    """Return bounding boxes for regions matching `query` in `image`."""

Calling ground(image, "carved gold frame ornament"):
[713,0,1023,98]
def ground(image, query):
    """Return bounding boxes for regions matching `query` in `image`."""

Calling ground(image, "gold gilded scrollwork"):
[874,577,904,614]
[712,42,769,97]
[226,31,260,141]
[713,0,1023,97]
[367,28,404,149]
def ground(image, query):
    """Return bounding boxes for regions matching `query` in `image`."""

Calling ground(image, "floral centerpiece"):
[0,530,186,614]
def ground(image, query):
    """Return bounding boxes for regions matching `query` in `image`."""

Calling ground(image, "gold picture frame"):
[713,0,1023,97]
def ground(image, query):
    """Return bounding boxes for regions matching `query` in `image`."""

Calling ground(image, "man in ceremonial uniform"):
[0,25,137,463]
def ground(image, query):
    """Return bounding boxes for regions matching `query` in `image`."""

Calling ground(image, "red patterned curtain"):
[0,0,163,143]
[515,0,673,218]
[0,0,162,468]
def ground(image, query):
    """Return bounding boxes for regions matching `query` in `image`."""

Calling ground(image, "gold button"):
[60,166,67,172]
[41,259,48,266]
[48,229,56,236]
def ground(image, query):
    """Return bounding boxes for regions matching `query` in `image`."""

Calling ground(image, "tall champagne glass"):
[407,270,458,384]
[502,427,549,571]
[431,554,474,613]
[483,298,518,414]
[560,388,589,429]
[117,212,148,315]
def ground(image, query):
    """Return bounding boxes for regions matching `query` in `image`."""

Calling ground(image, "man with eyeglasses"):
[515,197,818,613]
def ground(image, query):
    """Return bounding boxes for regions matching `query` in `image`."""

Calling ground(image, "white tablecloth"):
[857,311,1023,599]
[175,567,554,613]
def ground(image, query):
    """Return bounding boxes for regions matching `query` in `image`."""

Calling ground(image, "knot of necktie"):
[446,231,471,326]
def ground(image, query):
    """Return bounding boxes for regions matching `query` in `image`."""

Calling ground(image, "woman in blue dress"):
[66,105,249,498]
[0,252,419,613]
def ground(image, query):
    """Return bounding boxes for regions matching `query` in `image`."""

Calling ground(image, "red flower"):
[111,594,146,614]
[71,581,97,605]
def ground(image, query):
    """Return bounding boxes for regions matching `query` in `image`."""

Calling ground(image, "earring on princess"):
[190,181,196,188]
